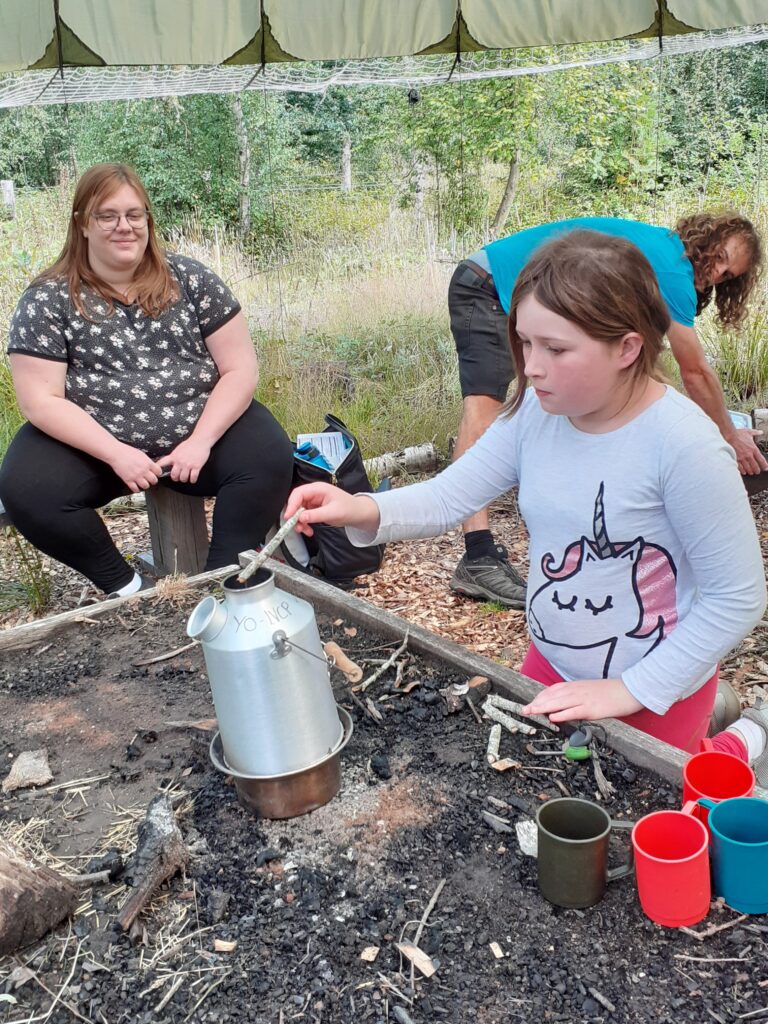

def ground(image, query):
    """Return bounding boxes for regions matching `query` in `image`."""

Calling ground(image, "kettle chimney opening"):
[223,568,273,592]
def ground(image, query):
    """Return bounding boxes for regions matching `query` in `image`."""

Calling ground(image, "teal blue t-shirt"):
[483,217,697,326]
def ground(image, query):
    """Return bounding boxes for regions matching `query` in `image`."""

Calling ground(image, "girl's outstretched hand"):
[521,678,644,724]
[284,483,381,537]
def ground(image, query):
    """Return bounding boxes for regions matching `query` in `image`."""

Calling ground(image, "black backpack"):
[285,414,385,587]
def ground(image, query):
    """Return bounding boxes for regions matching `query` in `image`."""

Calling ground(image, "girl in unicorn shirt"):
[285,231,768,777]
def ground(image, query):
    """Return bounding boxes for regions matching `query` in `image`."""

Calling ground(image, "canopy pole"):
[753,52,767,212]
[652,29,664,222]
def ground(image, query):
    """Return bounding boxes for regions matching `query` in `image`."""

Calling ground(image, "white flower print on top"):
[8,254,239,458]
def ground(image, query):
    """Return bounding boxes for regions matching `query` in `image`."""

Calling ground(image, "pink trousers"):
[520,643,747,759]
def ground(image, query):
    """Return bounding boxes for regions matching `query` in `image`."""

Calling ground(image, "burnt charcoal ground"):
[0,595,766,1024]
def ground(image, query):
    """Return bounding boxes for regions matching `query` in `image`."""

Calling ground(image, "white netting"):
[1,24,767,108]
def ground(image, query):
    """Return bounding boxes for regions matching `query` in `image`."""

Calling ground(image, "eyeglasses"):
[91,210,149,230]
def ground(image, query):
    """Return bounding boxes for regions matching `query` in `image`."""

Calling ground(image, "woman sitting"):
[0,162,294,596]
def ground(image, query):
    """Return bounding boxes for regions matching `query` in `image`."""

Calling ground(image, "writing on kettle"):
[233,601,292,632]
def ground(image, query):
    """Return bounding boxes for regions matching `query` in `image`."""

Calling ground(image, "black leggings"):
[0,401,294,593]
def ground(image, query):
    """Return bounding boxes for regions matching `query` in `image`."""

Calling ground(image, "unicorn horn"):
[592,482,614,558]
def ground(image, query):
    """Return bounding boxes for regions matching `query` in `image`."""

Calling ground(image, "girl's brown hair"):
[34,163,178,318]
[503,230,671,417]
[676,211,762,327]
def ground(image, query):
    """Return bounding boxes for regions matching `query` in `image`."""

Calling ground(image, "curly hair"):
[675,212,762,328]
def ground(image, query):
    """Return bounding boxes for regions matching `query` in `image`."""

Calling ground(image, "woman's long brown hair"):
[503,231,671,417]
[676,211,762,327]
[33,163,178,318]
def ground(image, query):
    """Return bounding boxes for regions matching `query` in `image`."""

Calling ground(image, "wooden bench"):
[0,489,209,578]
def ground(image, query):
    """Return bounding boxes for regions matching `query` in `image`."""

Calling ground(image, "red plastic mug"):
[631,801,710,927]
[683,738,755,829]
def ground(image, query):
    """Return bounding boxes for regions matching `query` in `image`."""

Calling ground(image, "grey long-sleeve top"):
[348,388,766,714]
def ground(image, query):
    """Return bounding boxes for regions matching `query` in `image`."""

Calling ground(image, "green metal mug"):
[536,797,634,909]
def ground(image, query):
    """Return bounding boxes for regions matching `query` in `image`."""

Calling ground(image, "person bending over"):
[285,230,768,781]
[447,212,763,608]
[0,162,294,597]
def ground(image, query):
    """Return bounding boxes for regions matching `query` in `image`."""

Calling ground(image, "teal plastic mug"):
[699,797,768,914]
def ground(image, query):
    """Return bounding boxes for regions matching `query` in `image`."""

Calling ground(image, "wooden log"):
[0,563,239,654]
[752,408,768,445]
[116,794,188,932]
[0,848,78,955]
[140,487,209,577]
[364,443,439,480]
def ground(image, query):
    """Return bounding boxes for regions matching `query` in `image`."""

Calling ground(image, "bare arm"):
[158,312,259,483]
[666,321,767,475]
[9,354,162,492]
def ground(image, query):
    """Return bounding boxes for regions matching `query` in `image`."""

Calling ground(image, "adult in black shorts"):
[0,163,294,597]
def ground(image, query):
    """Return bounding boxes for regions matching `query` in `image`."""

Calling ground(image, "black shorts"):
[448,260,516,401]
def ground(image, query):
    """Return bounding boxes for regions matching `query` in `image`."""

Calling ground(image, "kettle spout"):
[187,596,228,642]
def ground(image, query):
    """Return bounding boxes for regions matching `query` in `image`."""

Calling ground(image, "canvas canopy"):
[1,0,767,72]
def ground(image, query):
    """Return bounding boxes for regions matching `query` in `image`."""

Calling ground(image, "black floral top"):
[7,254,241,457]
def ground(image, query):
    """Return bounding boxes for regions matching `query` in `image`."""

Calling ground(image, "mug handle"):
[700,738,715,753]
[606,820,635,882]
[682,800,700,815]
[697,797,716,812]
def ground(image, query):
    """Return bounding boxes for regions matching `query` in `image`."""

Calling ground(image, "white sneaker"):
[708,680,741,736]
[741,701,768,787]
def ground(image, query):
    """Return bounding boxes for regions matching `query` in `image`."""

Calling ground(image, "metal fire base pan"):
[208,707,354,820]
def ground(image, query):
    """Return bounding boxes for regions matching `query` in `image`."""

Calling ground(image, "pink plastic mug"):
[631,800,710,928]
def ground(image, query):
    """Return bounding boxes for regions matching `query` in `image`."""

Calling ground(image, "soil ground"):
[1,571,767,1024]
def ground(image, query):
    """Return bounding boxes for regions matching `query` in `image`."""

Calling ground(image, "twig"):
[25,964,92,1024]
[40,938,84,1023]
[376,972,413,1007]
[364,697,384,723]
[182,970,231,1022]
[588,988,616,1014]
[155,974,185,1013]
[65,869,112,887]
[359,633,409,692]
[486,724,502,763]
[674,955,752,963]
[408,878,445,998]
[45,774,111,792]
[737,1008,768,1020]
[413,878,445,950]
[237,509,304,583]
[465,695,483,724]
[132,640,198,667]
[484,693,559,733]
[345,687,382,726]
[482,700,537,737]
[591,748,616,799]
[681,913,749,941]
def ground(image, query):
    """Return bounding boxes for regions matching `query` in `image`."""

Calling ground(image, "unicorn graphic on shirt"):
[527,483,678,678]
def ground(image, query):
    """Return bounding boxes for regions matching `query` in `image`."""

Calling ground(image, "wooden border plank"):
[0,554,686,783]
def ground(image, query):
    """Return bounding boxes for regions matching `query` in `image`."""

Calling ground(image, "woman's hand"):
[108,443,163,493]
[284,483,381,536]
[521,677,644,724]
[158,437,212,484]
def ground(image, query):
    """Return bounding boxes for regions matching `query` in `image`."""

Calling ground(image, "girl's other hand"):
[521,678,644,724]
[285,483,381,537]
[108,443,163,493]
